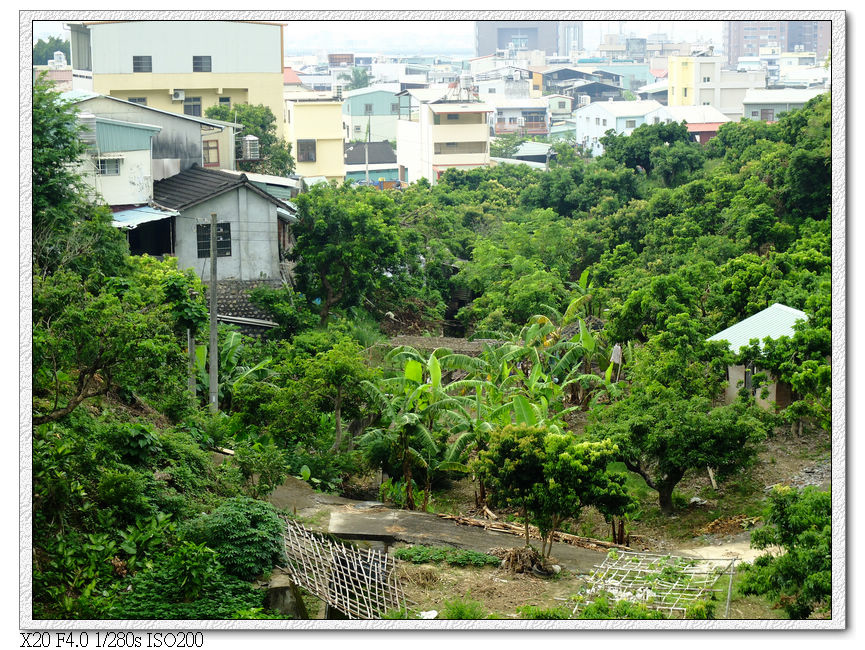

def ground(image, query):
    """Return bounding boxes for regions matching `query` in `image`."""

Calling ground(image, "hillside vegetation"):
[31,76,831,620]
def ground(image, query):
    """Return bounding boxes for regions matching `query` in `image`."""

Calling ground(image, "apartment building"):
[396,89,492,184]
[67,21,286,138]
[723,21,831,69]
[285,95,346,182]
[668,54,766,120]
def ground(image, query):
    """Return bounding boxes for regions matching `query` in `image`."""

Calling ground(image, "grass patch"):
[394,545,501,568]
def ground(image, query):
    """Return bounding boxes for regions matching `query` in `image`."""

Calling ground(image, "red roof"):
[283,67,302,85]
[686,122,726,132]
[650,69,668,78]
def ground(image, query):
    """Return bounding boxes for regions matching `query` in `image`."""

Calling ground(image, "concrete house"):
[139,165,296,282]
[707,303,808,410]
[62,90,241,178]
[344,141,399,183]
[573,99,661,156]
[67,20,286,138]
[285,95,346,182]
[489,97,550,136]
[342,87,400,143]
[395,88,492,184]
[667,53,767,120]
[741,88,826,122]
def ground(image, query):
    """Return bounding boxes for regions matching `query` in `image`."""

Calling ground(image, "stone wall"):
[202,278,283,337]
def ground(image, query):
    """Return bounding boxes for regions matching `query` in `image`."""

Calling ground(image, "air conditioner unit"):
[171,90,185,101]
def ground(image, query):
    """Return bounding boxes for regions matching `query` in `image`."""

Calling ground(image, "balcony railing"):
[494,121,548,135]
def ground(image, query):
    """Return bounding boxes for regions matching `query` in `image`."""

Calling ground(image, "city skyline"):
[33,19,726,57]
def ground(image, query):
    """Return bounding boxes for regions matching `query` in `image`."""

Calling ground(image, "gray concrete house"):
[147,165,296,282]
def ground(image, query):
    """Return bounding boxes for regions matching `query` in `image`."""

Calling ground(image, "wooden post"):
[208,212,219,414]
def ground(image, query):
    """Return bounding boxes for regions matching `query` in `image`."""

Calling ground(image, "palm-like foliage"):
[195,330,273,411]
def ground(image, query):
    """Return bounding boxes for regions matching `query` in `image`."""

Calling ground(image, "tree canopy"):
[204,103,295,176]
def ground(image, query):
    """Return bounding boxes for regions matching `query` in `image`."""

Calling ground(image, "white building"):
[573,99,661,156]
[396,89,492,184]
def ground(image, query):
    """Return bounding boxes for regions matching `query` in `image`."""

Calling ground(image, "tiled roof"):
[153,165,285,211]
[707,303,808,353]
[283,67,302,84]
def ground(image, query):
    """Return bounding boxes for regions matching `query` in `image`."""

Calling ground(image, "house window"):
[653,117,660,124]
[702,76,711,83]
[751,110,759,117]
[761,108,775,121]
[219,97,231,107]
[391,103,399,114]
[354,125,361,133]
[127,97,147,105]
[97,158,120,176]
[183,96,202,117]
[364,103,373,115]
[625,119,636,128]
[192,56,212,72]
[297,139,316,162]
[446,114,459,120]
[202,140,219,167]
[595,117,600,125]
[602,119,607,126]
[488,88,496,93]
[558,101,566,109]
[132,56,152,73]
[683,87,688,97]
[197,223,232,258]
[702,101,711,106]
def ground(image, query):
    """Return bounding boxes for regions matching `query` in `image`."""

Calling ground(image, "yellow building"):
[68,21,286,142]
[668,54,767,120]
[285,95,346,182]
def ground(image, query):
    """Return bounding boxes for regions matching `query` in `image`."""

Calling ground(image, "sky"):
[33,18,724,57]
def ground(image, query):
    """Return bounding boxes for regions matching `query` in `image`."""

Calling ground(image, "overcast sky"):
[33,18,724,56]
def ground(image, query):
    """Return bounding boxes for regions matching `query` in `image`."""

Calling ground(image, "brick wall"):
[202,279,283,337]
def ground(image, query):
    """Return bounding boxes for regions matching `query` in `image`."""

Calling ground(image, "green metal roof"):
[707,303,808,353]
[94,117,161,153]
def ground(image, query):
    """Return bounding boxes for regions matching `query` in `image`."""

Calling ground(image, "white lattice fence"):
[574,550,736,618]
[280,518,409,619]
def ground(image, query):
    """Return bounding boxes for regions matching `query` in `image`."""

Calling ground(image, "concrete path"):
[328,503,606,573]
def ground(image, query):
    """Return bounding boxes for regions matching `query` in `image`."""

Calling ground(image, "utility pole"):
[208,212,219,413]
[365,115,371,184]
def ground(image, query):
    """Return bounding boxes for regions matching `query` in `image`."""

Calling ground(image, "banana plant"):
[195,330,274,411]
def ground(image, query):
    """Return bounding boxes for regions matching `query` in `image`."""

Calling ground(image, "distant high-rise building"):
[723,20,831,68]
[559,21,584,56]
[474,21,560,57]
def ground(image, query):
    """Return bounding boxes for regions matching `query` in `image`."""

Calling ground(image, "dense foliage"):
[204,102,295,176]
[32,73,831,620]
[739,486,831,619]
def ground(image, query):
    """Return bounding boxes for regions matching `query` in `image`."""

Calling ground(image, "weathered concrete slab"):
[328,507,606,573]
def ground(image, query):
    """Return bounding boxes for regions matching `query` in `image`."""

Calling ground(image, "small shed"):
[707,303,808,409]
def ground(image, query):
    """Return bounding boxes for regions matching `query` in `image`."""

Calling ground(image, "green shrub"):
[115,542,265,619]
[439,595,489,620]
[394,545,500,568]
[113,422,162,464]
[233,439,288,498]
[517,605,572,620]
[576,595,667,620]
[181,497,285,580]
[685,600,715,619]
[96,468,155,523]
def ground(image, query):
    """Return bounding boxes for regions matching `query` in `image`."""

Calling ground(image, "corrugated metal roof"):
[428,102,493,114]
[707,303,808,353]
[576,99,661,118]
[111,205,179,229]
[93,117,161,153]
[742,88,826,105]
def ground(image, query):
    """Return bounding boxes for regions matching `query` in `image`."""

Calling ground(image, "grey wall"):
[174,187,280,282]
[76,97,202,170]
[475,21,560,57]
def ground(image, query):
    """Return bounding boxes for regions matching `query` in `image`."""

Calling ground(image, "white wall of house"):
[88,21,282,74]
[79,150,153,206]
[173,187,280,282]
[573,105,617,156]
[344,114,397,142]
